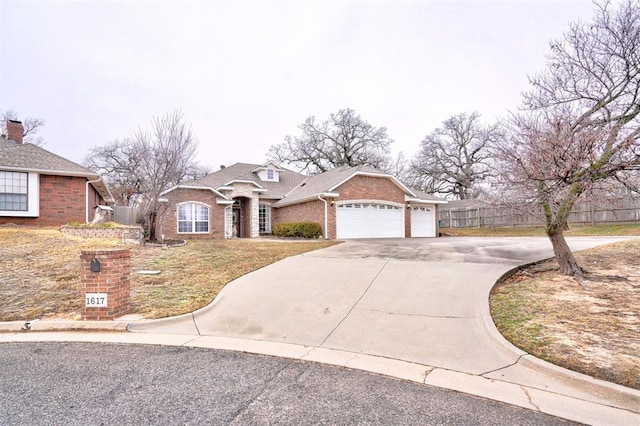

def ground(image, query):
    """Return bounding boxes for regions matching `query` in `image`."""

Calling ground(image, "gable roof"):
[273,164,445,207]
[164,161,445,207]
[0,137,114,203]
[172,162,306,200]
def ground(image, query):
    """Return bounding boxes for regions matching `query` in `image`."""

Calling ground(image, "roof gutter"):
[86,177,102,223]
[317,195,329,240]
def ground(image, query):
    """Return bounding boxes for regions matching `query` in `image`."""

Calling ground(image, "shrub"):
[272,222,322,239]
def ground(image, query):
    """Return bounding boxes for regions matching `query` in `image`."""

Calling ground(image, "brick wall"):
[80,248,130,320]
[0,175,105,226]
[273,199,326,236]
[159,188,227,240]
[335,175,405,204]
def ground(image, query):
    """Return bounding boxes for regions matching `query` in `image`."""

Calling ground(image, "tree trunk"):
[547,229,583,276]
[147,211,157,242]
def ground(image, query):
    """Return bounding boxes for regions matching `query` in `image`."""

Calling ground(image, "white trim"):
[335,199,405,208]
[0,171,39,217]
[223,179,265,189]
[86,177,101,223]
[176,201,211,234]
[273,192,340,208]
[161,184,228,199]
[251,161,284,173]
[0,166,99,179]
[406,196,448,205]
[318,195,329,240]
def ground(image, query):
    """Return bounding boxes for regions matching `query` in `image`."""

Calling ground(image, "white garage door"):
[336,203,403,239]
[411,205,436,237]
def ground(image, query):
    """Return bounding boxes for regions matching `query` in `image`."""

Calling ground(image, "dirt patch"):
[491,238,640,389]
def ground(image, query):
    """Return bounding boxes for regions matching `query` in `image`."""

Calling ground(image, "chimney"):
[7,120,24,144]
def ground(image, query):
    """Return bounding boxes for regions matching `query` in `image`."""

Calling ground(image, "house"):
[0,120,114,226]
[158,161,446,240]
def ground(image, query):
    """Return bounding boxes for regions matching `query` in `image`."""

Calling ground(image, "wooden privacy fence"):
[438,197,640,228]
[113,206,141,226]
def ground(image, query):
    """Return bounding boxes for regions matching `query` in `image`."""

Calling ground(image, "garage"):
[410,205,436,237]
[336,202,403,239]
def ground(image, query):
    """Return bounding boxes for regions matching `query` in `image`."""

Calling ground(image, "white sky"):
[1,0,597,171]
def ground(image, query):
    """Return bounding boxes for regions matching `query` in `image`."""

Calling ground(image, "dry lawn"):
[0,227,337,321]
[491,238,640,390]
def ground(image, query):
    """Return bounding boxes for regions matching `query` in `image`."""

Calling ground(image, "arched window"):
[177,203,209,233]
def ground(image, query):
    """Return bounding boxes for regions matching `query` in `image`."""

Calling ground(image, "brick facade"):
[161,172,440,240]
[0,174,106,226]
[158,188,227,240]
[80,248,131,320]
[334,175,406,204]
[273,199,327,236]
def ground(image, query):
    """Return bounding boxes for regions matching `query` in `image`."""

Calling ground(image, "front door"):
[232,207,242,237]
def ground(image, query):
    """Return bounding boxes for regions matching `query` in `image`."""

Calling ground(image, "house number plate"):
[85,293,108,307]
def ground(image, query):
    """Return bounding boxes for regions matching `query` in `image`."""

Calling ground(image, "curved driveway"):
[124,236,640,424]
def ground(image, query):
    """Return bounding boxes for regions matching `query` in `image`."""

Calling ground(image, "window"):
[0,171,28,211]
[259,203,271,233]
[177,203,209,233]
[267,169,274,180]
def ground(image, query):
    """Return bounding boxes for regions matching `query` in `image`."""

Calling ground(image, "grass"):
[491,239,640,390]
[0,227,337,321]
[442,222,640,237]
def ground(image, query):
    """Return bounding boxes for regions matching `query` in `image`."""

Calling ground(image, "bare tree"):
[409,112,499,199]
[1,109,46,145]
[267,108,394,174]
[85,110,204,239]
[492,0,640,276]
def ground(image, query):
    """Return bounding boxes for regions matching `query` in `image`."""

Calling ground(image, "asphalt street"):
[0,342,577,425]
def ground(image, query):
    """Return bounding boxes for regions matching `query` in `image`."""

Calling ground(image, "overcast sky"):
[1,0,597,172]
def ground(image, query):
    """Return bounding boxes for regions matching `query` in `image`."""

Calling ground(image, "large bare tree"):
[85,110,206,239]
[492,0,640,276]
[267,108,394,174]
[409,112,499,199]
[1,109,46,146]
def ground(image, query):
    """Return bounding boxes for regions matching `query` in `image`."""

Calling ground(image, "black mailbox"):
[90,258,101,272]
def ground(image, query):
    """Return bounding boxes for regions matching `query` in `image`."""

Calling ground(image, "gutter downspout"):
[86,177,102,223]
[318,195,329,240]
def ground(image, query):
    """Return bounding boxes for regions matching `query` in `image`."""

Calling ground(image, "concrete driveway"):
[129,236,627,375]
[126,236,640,423]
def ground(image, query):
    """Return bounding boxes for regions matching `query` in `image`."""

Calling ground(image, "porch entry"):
[232,197,251,238]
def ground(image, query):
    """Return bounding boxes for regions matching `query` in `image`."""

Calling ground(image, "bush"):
[272,222,322,239]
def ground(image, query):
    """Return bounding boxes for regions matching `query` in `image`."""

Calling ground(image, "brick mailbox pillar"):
[80,248,131,320]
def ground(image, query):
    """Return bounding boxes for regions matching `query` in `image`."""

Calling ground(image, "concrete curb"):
[1,331,638,425]
[0,320,128,333]
[481,259,640,414]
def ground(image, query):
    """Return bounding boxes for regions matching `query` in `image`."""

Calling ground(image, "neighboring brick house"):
[159,161,446,240]
[0,120,114,226]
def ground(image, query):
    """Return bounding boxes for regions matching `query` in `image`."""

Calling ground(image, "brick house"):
[0,120,114,226]
[158,161,446,240]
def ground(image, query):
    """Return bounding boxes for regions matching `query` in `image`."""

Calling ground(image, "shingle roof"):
[190,162,306,200]
[407,187,449,203]
[273,164,433,207]
[0,137,114,203]
[0,137,98,177]
[168,161,444,207]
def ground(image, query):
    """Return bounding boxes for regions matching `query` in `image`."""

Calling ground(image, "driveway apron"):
[129,236,629,377]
